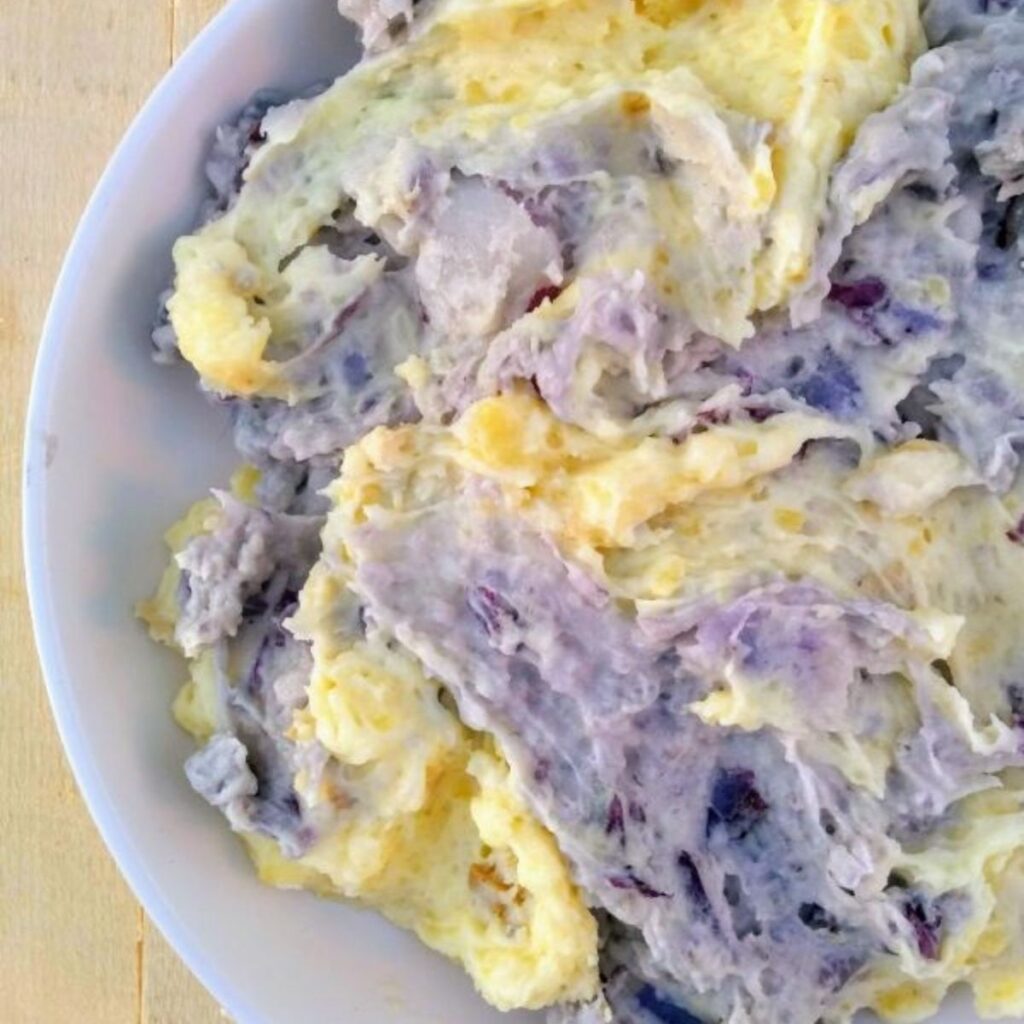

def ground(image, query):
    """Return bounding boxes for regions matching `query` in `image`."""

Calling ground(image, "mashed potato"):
[321,392,1024,1024]
[141,2,1024,1022]
[166,0,920,409]
[140,473,598,1012]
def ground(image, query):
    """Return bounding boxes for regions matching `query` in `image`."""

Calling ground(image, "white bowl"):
[22,2,536,1021]
[20,2,998,1023]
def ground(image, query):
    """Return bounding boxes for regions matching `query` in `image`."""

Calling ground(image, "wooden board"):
[0,2,228,1020]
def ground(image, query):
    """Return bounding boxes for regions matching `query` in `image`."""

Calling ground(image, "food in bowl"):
[138,0,1024,1021]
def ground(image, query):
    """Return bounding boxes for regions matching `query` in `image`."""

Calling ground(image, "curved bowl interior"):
[23,1,535,1020]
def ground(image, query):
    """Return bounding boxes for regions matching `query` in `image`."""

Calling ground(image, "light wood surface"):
[1,2,229,1020]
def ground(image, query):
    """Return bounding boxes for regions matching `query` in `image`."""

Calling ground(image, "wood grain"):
[0,2,227,1020]
[174,0,229,58]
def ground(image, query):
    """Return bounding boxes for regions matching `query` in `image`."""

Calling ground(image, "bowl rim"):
[23,2,270,1020]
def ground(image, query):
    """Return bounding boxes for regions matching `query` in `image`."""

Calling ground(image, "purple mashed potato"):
[179,511,325,856]
[151,2,1024,1021]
